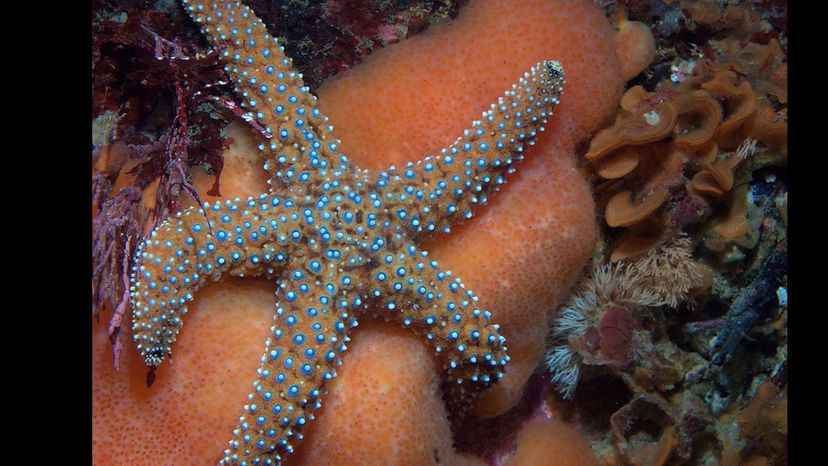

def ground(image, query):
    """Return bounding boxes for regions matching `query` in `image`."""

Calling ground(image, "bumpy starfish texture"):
[129,1,565,464]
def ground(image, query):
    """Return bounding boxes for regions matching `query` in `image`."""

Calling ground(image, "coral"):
[545,212,786,463]
[545,234,706,398]
[672,91,722,149]
[583,35,787,262]
[585,89,677,163]
[537,2,788,463]
[594,146,639,179]
[610,394,676,465]
[606,390,714,465]
[605,188,669,228]
[621,233,708,308]
[719,382,787,466]
[93,276,591,465]
[736,383,787,447]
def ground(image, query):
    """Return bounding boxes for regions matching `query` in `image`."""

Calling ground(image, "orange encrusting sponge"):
[93,0,639,462]
[92,279,275,465]
[503,417,600,466]
[316,0,622,416]
[288,319,487,466]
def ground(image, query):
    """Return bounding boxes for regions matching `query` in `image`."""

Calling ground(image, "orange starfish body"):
[129,0,566,463]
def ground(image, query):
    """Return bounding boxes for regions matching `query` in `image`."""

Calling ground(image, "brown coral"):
[712,196,751,241]
[595,147,639,180]
[605,188,669,228]
[584,38,786,261]
[609,229,666,263]
[672,91,722,149]
[720,382,787,466]
[585,88,678,163]
[691,160,734,196]
[610,395,676,465]
[550,9,787,463]
[747,107,787,151]
[703,70,758,149]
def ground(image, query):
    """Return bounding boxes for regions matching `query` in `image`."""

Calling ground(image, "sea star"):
[129,0,565,464]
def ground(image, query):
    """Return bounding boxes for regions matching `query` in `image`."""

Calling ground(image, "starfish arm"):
[130,194,300,367]
[375,61,565,236]
[222,254,360,465]
[363,237,509,414]
[181,0,353,194]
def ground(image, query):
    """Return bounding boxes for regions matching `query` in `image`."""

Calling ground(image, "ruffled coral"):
[605,188,669,228]
[540,3,787,463]
[594,146,639,180]
[584,36,786,262]
[672,91,722,149]
[610,395,680,465]
[585,91,677,163]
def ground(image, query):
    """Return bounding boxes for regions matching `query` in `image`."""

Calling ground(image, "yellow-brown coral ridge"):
[585,99,678,162]
[605,189,668,228]
[129,0,566,464]
[672,90,722,149]
[595,146,640,179]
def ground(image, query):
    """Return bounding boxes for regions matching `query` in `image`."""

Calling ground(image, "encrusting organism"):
[582,36,787,263]
[129,0,567,463]
[312,0,633,420]
[545,233,706,399]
